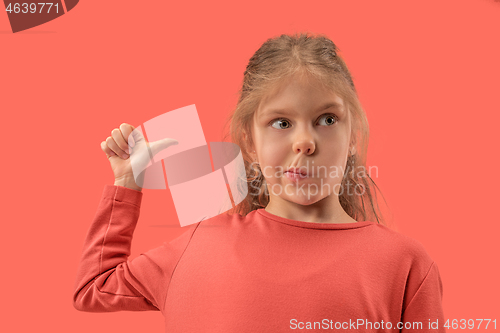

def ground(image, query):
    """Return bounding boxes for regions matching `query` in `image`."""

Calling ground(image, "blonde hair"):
[221,32,390,225]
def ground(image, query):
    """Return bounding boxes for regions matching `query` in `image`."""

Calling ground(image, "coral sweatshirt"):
[73,185,446,332]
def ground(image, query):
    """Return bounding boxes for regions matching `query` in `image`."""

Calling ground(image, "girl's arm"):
[72,185,197,313]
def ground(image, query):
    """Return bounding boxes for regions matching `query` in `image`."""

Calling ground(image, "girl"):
[73,33,445,332]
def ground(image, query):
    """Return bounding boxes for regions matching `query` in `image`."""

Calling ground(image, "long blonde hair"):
[221,32,390,225]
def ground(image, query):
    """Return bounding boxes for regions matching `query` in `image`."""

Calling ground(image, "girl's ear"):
[349,146,357,156]
[349,136,357,156]
[242,130,255,153]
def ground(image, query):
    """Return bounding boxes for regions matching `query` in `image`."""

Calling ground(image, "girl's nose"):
[292,138,315,155]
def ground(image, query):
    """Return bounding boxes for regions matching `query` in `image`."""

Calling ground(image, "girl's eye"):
[270,114,338,130]
[318,114,338,126]
[270,119,291,130]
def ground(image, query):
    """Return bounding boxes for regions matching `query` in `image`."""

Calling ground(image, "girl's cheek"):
[265,146,286,163]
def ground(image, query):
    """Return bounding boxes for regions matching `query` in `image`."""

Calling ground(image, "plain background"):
[1,0,499,331]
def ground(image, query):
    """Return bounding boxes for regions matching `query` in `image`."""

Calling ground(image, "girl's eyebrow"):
[263,102,343,117]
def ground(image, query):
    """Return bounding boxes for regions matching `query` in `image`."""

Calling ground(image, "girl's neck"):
[264,198,357,224]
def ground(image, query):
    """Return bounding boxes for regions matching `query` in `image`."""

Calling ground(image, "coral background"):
[1,0,499,331]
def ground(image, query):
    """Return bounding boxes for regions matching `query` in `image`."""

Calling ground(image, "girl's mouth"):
[284,171,309,181]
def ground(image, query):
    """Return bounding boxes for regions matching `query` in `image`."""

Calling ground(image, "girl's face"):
[250,74,353,211]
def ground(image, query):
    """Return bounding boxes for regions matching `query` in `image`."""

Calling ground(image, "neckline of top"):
[256,208,376,230]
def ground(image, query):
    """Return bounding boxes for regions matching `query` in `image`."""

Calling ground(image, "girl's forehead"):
[265,73,342,101]
[256,86,345,118]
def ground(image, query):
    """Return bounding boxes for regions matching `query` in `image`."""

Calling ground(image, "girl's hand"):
[100,123,179,191]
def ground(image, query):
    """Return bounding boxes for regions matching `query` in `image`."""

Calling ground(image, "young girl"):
[73,33,445,332]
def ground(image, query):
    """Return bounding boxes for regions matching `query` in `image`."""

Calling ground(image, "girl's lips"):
[284,171,309,181]
[286,167,308,176]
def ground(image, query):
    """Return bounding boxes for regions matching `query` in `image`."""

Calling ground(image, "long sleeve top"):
[73,185,446,332]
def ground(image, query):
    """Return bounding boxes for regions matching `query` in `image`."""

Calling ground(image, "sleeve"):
[401,261,446,332]
[72,185,199,314]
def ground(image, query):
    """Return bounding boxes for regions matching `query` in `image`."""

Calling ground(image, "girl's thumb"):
[149,138,179,158]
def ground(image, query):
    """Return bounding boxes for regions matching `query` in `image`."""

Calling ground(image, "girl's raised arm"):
[73,123,190,312]
[72,184,199,312]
